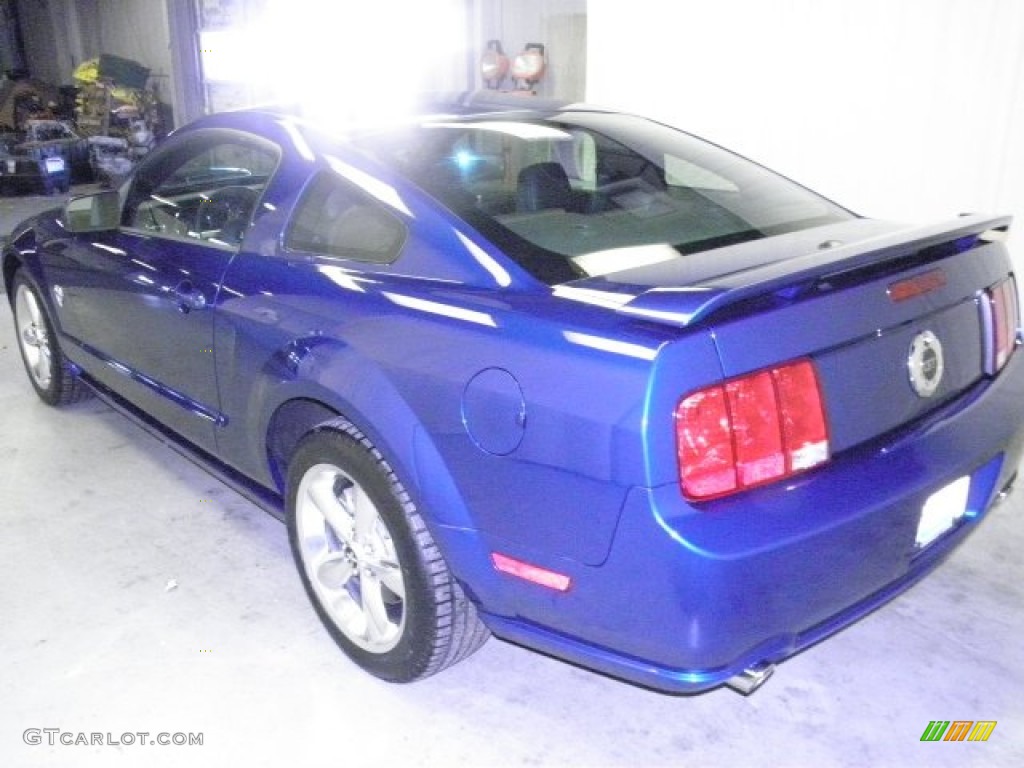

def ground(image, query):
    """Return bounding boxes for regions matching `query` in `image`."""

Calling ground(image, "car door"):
[49,129,279,451]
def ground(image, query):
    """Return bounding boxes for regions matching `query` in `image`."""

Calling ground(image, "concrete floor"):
[2,190,1023,768]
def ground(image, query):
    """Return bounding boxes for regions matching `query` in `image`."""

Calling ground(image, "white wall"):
[587,0,1024,255]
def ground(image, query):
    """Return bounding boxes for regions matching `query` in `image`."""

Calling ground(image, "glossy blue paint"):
[51,230,231,450]
[74,337,227,426]
[462,368,526,455]
[5,104,1023,693]
[476,362,1022,691]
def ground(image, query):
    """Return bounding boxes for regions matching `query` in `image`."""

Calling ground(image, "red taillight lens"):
[676,385,737,498]
[986,277,1019,374]
[676,360,830,500]
[774,361,830,471]
[726,371,785,487]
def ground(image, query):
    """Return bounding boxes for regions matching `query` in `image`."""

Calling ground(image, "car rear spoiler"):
[615,214,1013,328]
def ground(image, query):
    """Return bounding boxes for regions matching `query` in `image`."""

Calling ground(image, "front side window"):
[122,132,278,248]
[357,112,854,284]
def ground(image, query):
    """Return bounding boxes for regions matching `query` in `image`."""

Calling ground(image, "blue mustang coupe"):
[5,95,1022,694]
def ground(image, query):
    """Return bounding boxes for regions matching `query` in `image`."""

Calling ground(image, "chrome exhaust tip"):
[994,472,1017,506]
[724,662,775,695]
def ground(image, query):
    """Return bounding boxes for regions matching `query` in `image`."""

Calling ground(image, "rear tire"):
[286,419,489,682]
[11,272,90,406]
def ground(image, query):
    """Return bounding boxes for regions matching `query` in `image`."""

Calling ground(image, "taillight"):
[676,359,829,500]
[984,276,1019,374]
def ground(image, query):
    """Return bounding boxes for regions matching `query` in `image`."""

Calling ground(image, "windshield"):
[357,111,854,284]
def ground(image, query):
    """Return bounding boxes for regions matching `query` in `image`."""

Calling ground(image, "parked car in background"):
[4,95,1022,695]
[0,119,91,195]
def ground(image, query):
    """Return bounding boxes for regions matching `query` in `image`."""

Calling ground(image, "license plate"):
[916,476,970,548]
[45,156,65,174]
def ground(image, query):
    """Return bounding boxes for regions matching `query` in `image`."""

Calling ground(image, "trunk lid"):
[567,214,1016,456]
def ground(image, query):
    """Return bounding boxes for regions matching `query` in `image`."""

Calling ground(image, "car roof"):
[178,91,609,142]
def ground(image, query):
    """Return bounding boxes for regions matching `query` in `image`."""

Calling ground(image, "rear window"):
[357,112,853,284]
[285,171,406,263]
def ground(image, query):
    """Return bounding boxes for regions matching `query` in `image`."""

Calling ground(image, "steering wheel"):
[195,186,259,242]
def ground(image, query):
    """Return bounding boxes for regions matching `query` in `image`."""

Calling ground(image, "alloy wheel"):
[14,283,53,391]
[294,463,407,653]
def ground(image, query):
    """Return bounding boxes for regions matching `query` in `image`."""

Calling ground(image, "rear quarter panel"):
[213,238,717,570]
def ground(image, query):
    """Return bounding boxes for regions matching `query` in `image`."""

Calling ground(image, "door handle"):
[173,280,208,313]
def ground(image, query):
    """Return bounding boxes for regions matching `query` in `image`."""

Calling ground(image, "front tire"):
[11,272,90,405]
[286,419,489,682]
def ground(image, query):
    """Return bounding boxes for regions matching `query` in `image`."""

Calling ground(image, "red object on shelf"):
[481,40,510,89]
[511,43,546,89]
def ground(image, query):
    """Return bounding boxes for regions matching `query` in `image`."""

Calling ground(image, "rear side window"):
[285,171,406,263]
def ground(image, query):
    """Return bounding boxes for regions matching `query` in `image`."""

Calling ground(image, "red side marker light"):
[491,553,572,592]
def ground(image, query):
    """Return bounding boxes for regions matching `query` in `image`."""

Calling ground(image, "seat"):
[517,162,572,212]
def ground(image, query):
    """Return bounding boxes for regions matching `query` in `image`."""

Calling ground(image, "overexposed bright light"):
[456,231,512,287]
[572,244,680,277]
[198,28,251,83]
[562,331,659,361]
[317,265,369,293]
[203,1,467,127]
[617,286,718,326]
[382,292,497,327]
[326,156,412,216]
[89,243,126,257]
[429,121,574,141]
[281,120,316,162]
[551,285,636,309]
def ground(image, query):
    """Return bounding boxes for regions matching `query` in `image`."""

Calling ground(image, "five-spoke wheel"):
[294,462,407,653]
[14,279,54,392]
[11,272,88,405]
[286,420,489,682]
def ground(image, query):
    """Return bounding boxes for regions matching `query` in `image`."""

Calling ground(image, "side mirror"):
[63,190,120,232]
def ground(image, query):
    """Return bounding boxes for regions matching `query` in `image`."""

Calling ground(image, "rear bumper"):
[482,352,1024,693]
